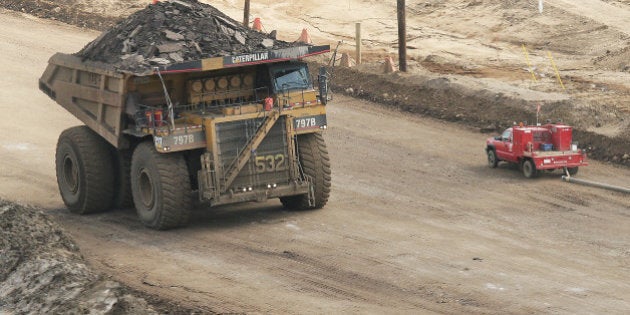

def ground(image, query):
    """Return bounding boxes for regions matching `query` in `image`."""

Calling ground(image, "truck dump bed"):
[39,53,127,147]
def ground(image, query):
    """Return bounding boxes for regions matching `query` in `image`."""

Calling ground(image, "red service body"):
[485,123,588,178]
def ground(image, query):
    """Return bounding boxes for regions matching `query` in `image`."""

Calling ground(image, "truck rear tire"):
[112,148,134,209]
[522,159,538,178]
[131,141,193,230]
[566,166,579,176]
[55,126,115,214]
[487,149,498,168]
[280,133,331,210]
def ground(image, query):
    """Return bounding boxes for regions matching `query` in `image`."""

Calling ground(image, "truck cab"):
[493,128,515,162]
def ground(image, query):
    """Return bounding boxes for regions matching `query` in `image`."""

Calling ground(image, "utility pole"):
[243,0,250,27]
[355,23,362,65]
[397,0,407,72]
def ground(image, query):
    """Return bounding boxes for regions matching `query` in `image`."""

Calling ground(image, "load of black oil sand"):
[76,0,300,73]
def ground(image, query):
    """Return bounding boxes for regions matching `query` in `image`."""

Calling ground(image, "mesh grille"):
[216,116,290,190]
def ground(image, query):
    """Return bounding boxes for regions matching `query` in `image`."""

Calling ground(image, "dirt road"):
[1,8,630,314]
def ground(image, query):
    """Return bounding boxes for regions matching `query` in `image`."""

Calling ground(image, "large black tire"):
[522,159,538,178]
[131,141,193,229]
[55,126,115,214]
[280,133,331,210]
[487,149,498,168]
[566,166,579,176]
[112,148,134,209]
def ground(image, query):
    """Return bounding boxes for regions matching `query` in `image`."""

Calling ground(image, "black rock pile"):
[0,200,157,313]
[76,0,299,73]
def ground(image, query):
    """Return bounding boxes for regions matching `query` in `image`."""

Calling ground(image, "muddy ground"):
[1,0,630,314]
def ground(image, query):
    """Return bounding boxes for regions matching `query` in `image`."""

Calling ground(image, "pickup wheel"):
[280,133,331,210]
[55,126,115,214]
[522,159,538,178]
[487,149,498,168]
[131,142,193,230]
[566,167,579,176]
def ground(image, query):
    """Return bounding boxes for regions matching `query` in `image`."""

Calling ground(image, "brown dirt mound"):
[0,0,117,30]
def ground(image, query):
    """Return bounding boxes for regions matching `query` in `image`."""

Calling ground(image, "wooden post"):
[355,23,362,65]
[243,0,251,27]
[397,0,407,72]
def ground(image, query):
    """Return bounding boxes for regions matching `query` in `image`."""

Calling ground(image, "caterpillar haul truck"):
[39,45,332,229]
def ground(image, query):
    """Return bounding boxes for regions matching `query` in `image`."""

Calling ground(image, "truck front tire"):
[487,149,498,168]
[55,126,115,214]
[280,133,331,210]
[566,166,579,176]
[131,142,193,230]
[522,159,538,178]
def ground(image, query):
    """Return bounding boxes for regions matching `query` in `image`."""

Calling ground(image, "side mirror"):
[318,66,329,105]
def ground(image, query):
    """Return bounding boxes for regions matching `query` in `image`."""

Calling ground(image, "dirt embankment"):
[0,0,118,30]
[328,65,630,164]
[0,199,198,314]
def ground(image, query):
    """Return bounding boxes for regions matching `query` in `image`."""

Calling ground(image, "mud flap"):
[306,175,316,207]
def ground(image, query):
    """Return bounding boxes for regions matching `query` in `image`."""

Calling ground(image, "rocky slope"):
[0,200,160,314]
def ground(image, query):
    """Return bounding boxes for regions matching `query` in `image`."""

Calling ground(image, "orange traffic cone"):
[384,56,397,73]
[252,17,263,32]
[296,28,312,44]
[340,53,355,67]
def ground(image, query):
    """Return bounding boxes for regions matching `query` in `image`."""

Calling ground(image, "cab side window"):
[501,129,512,142]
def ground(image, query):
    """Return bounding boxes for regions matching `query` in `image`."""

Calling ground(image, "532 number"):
[255,154,286,173]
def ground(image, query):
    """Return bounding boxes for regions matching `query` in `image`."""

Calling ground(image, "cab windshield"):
[271,64,311,92]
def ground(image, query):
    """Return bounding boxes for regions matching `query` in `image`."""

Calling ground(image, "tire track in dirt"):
[547,0,630,36]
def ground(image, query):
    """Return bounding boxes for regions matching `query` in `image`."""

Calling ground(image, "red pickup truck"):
[485,123,588,178]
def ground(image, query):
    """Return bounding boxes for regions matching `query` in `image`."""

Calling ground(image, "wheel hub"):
[138,169,155,210]
[63,155,79,193]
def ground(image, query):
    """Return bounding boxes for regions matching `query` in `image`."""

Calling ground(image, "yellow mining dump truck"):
[39,45,332,229]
